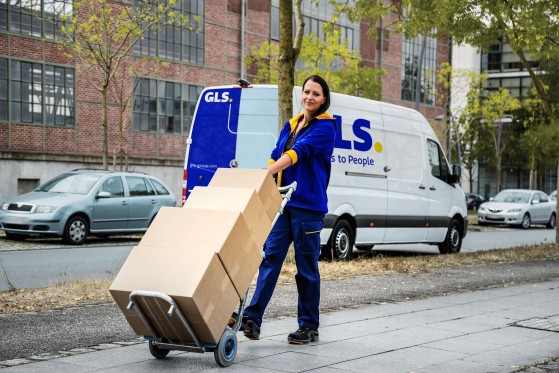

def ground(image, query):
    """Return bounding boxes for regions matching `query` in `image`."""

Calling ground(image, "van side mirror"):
[445,164,461,184]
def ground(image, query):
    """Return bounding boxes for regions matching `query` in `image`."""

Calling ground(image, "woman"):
[238,75,337,344]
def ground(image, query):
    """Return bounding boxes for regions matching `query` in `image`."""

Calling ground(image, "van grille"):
[7,203,33,212]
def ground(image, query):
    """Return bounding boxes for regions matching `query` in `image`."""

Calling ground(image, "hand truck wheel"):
[214,329,237,367]
[148,340,170,359]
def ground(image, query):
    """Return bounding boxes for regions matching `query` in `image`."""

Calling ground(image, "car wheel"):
[322,220,354,261]
[438,218,463,254]
[5,232,27,241]
[546,213,556,229]
[520,213,531,229]
[63,216,88,245]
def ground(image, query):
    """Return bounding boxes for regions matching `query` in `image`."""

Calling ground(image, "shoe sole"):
[287,336,318,344]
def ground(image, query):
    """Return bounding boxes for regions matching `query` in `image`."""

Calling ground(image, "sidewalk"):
[2,280,559,373]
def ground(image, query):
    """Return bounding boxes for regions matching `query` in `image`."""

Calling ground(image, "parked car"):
[477,189,556,229]
[550,190,557,201]
[0,169,177,244]
[465,193,485,210]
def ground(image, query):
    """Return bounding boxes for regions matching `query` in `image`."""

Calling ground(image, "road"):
[0,227,555,292]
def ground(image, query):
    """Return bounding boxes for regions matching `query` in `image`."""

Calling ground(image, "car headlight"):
[507,208,522,213]
[1,203,8,210]
[36,205,57,213]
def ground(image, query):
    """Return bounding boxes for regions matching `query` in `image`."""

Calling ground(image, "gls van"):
[183,83,468,260]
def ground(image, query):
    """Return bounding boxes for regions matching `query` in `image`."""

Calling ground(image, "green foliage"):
[246,32,384,100]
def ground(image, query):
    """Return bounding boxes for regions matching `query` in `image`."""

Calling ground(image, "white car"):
[550,190,557,201]
[478,189,556,229]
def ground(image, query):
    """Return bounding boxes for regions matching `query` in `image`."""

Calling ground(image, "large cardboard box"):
[139,207,261,298]
[208,168,283,222]
[109,246,238,344]
[184,186,271,245]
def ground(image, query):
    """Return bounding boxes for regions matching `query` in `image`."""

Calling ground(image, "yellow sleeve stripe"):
[304,230,322,234]
[268,158,275,165]
[286,150,298,164]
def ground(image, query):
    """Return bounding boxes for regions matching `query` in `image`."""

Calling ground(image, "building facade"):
[0,0,450,202]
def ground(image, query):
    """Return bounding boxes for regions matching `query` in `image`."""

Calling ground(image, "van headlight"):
[36,206,57,213]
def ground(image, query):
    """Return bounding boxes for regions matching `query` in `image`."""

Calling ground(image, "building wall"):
[0,0,450,203]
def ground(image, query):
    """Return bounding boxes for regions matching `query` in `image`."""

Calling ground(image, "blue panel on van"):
[186,88,242,193]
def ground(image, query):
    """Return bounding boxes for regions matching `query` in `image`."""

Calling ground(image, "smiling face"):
[302,80,326,117]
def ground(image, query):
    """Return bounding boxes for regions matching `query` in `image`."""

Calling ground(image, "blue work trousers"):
[244,206,324,330]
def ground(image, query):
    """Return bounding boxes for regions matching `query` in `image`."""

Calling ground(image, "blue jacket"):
[270,112,337,214]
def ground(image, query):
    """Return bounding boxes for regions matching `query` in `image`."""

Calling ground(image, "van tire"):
[438,219,462,254]
[324,220,354,261]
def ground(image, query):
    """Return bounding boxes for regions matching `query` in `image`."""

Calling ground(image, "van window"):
[427,139,451,181]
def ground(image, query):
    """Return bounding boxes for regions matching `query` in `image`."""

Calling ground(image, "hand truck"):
[127,181,297,367]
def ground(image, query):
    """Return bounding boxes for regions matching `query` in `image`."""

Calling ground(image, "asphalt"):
[1,280,559,372]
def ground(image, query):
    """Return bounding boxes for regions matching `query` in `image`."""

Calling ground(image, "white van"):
[183,83,468,259]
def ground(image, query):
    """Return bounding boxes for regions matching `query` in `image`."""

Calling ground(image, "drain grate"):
[511,315,559,332]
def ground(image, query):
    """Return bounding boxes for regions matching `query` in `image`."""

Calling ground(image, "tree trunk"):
[101,89,108,170]
[277,0,303,132]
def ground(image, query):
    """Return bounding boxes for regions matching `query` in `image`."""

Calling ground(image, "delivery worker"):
[232,75,337,344]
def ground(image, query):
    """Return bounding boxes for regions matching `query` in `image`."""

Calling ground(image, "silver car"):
[477,189,556,229]
[0,169,177,244]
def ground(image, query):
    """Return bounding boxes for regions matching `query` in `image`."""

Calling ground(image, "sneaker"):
[287,327,319,344]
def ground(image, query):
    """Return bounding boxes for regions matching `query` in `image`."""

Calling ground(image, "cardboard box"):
[109,246,238,344]
[139,207,261,298]
[184,186,271,245]
[208,168,283,222]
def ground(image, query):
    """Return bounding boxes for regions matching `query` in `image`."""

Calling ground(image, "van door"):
[185,87,244,195]
[327,95,388,245]
[382,108,429,242]
[233,87,279,169]
[425,139,453,242]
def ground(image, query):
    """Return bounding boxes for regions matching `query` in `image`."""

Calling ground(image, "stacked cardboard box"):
[109,169,282,344]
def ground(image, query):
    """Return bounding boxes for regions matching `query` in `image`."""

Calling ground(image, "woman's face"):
[302,80,325,116]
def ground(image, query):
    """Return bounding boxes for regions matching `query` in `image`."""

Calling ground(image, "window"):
[401,35,437,105]
[126,176,155,196]
[481,39,539,73]
[270,1,360,51]
[0,57,75,125]
[0,0,72,39]
[427,139,450,182]
[99,176,125,197]
[132,78,202,135]
[376,28,389,52]
[149,178,170,195]
[133,0,205,64]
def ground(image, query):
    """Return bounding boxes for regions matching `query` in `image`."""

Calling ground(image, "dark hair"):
[302,75,331,117]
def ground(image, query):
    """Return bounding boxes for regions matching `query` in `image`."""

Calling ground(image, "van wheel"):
[438,219,462,254]
[324,220,354,261]
[63,216,88,245]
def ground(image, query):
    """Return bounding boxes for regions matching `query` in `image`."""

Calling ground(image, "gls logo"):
[204,91,230,103]
[334,115,383,153]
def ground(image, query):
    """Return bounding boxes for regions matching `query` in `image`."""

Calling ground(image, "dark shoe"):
[228,312,260,340]
[242,317,260,340]
[287,327,319,344]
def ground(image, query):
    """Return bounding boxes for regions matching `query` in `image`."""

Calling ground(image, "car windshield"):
[35,173,103,195]
[493,191,531,204]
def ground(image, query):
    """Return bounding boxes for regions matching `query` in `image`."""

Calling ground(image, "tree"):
[278,0,304,130]
[33,0,195,169]
[331,0,559,240]
[246,32,384,100]
[478,88,521,193]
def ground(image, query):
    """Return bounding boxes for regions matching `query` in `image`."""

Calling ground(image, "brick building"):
[0,0,450,202]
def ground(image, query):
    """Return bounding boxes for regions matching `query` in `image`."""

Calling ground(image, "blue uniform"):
[244,112,337,331]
